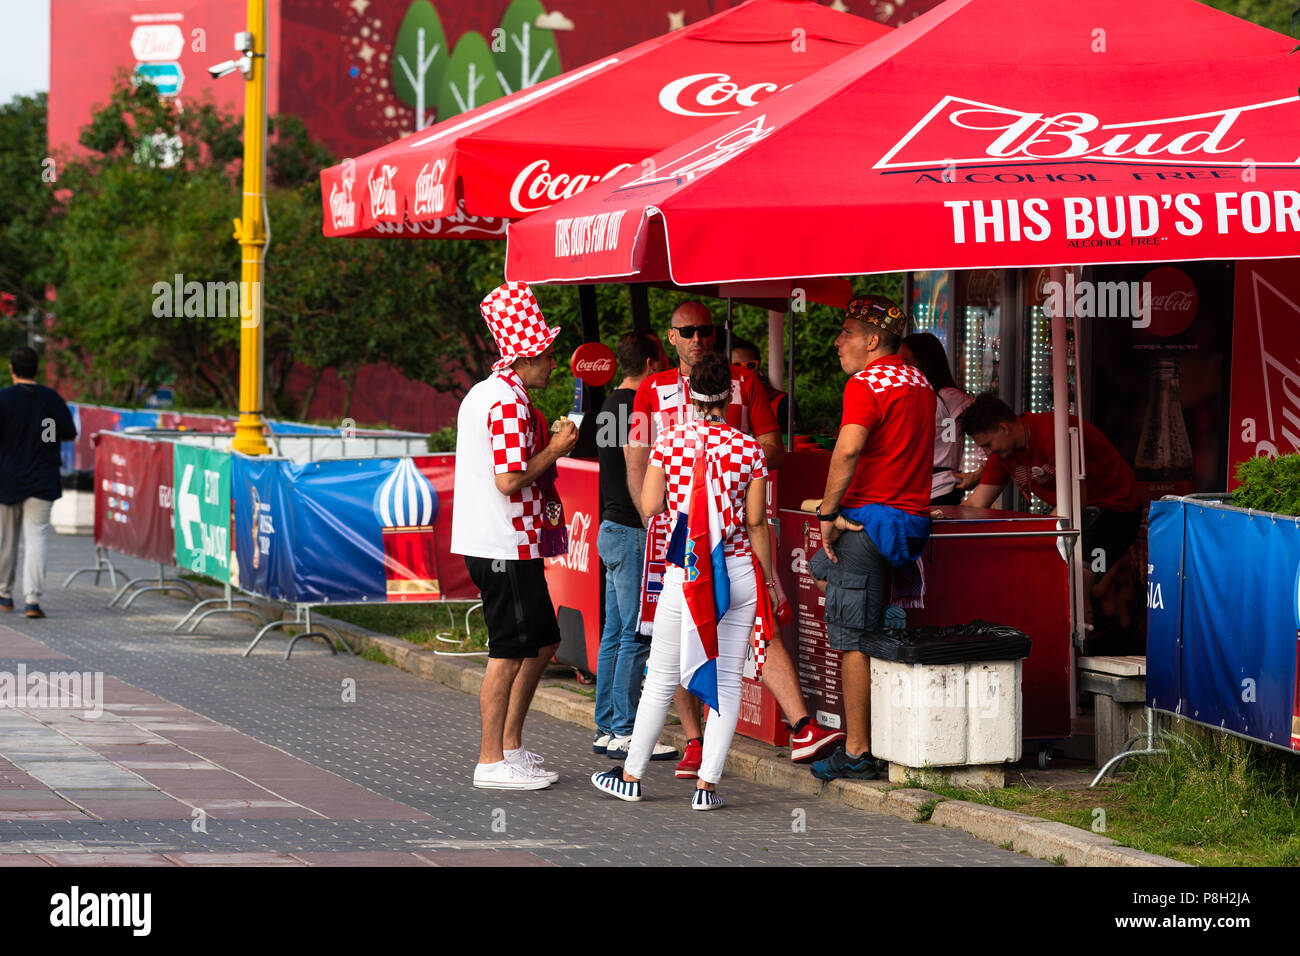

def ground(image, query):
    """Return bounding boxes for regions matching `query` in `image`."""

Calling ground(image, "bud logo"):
[330,161,356,230]
[413,159,448,217]
[509,160,633,214]
[368,164,398,218]
[620,114,777,191]
[658,73,789,118]
[876,95,1300,170]
[131,25,184,62]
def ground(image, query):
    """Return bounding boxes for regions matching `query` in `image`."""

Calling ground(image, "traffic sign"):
[135,62,185,97]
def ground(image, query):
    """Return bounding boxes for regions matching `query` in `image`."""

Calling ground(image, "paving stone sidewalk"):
[0,534,1046,867]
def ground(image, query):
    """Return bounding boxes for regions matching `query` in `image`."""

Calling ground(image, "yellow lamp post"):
[223,0,272,455]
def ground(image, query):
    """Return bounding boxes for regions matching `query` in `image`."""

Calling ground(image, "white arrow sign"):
[178,463,201,551]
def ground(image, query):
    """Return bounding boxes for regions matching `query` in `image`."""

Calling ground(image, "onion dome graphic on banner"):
[371,458,441,602]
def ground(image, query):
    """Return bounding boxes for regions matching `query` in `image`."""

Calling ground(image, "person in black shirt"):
[0,347,77,618]
[592,331,676,759]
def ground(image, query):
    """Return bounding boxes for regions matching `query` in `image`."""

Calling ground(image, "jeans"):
[595,520,650,737]
[0,497,54,606]
[624,557,757,785]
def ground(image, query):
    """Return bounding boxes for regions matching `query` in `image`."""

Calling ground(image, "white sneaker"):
[473,760,551,790]
[504,748,559,783]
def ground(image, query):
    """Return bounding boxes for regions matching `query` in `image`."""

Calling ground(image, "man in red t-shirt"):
[958,393,1140,598]
[809,295,936,782]
[626,301,845,771]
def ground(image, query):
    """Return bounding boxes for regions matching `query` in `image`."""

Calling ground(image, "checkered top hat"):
[845,294,907,338]
[480,281,561,372]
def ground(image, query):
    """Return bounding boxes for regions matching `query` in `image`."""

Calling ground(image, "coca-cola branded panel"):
[913,511,1073,741]
[93,433,176,565]
[777,507,1072,742]
[1228,259,1300,475]
[546,458,601,674]
[1088,260,1233,649]
[321,0,894,236]
[779,513,843,733]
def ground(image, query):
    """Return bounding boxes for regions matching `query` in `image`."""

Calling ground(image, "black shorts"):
[465,556,562,659]
[1081,507,1141,576]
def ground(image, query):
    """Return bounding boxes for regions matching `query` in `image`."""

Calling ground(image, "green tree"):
[438,32,506,120]
[0,93,57,358]
[392,0,448,130]
[1199,0,1295,32]
[494,0,563,95]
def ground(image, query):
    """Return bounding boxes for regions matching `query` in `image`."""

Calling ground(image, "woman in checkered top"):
[591,353,774,811]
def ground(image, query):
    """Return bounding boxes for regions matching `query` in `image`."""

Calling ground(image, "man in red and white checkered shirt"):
[626,301,845,772]
[453,283,579,792]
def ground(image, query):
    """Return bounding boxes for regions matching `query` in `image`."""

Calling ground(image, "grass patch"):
[914,799,940,823]
[321,602,489,653]
[920,725,1300,866]
[359,643,393,665]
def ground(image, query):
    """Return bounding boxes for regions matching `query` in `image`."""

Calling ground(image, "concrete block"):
[930,800,1042,845]
[1013,819,1116,866]
[888,763,1005,789]
[1084,844,1191,867]
[879,787,943,821]
[871,659,1022,768]
[52,490,94,535]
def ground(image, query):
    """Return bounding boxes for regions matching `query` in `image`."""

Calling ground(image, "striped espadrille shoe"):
[591,768,642,802]
[690,788,725,811]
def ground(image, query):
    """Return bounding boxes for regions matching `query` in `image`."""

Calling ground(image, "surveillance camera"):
[208,59,241,79]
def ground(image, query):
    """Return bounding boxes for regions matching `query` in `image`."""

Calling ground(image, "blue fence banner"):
[231,455,457,605]
[1147,498,1300,752]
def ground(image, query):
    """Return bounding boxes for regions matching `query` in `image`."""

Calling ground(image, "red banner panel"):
[93,433,176,565]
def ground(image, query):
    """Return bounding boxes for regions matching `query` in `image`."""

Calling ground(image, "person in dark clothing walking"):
[0,347,77,618]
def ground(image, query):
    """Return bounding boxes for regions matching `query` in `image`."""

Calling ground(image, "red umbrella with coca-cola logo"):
[503,0,1300,283]
[319,0,891,240]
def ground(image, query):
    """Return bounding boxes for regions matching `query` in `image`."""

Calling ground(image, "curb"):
[306,614,1187,868]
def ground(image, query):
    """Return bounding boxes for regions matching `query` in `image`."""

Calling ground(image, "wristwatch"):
[815,503,840,523]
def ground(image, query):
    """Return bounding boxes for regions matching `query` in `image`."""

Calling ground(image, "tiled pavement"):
[0,534,1047,866]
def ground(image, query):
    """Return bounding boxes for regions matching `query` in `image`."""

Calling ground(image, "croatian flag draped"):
[680,449,730,713]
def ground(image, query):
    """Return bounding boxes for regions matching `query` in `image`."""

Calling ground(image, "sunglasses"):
[672,325,716,339]
[732,360,759,370]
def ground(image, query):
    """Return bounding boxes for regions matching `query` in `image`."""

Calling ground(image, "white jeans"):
[0,498,54,606]
[624,555,758,785]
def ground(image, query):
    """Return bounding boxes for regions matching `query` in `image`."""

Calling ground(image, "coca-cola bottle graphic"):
[1135,358,1195,495]
[1134,358,1195,627]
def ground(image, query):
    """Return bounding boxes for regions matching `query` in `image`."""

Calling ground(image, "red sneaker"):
[789,722,845,763]
[675,739,703,778]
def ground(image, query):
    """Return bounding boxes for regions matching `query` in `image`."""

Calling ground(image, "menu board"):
[780,510,845,730]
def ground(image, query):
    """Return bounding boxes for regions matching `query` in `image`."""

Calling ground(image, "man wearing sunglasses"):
[626,302,845,775]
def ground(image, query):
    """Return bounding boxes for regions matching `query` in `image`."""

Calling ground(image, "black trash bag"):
[861,620,1032,664]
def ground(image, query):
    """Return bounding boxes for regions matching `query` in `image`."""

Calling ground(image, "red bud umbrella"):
[503,0,1300,284]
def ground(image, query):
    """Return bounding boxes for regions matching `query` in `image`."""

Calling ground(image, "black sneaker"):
[0,597,12,612]
[810,745,879,781]
[23,604,44,619]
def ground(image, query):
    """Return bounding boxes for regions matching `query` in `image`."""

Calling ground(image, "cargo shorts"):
[807,529,888,655]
